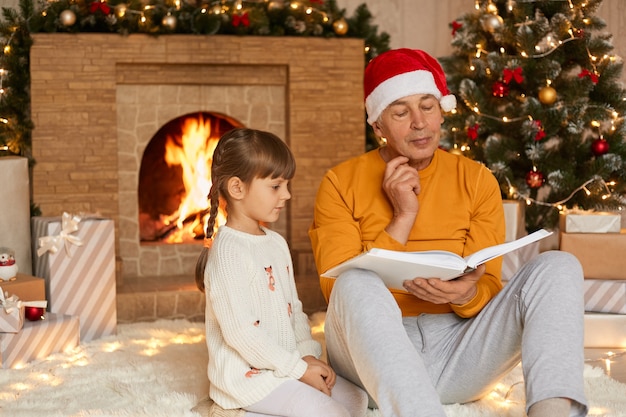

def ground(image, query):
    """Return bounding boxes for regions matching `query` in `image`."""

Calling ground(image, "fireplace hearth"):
[29,34,364,312]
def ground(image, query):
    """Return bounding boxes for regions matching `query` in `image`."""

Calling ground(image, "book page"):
[464,229,552,268]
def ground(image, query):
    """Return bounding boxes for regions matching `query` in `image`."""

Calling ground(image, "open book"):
[321,229,552,291]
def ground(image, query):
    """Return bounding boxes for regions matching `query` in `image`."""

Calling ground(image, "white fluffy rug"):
[1,314,625,417]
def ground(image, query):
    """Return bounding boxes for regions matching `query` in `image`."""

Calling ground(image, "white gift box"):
[0,156,33,275]
[583,280,626,314]
[584,313,626,348]
[32,214,117,342]
[503,200,526,242]
[560,211,621,233]
[0,294,24,333]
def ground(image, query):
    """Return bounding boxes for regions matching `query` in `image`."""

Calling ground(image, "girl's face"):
[239,175,291,225]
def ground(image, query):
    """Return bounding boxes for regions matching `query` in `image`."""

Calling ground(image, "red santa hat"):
[364,48,457,125]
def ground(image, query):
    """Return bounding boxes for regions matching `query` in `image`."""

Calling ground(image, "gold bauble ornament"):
[449,147,463,156]
[115,4,127,18]
[267,0,286,10]
[60,9,76,27]
[480,13,503,33]
[162,14,177,30]
[333,18,348,35]
[209,4,222,14]
[538,86,557,105]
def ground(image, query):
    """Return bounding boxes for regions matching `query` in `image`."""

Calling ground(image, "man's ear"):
[372,121,385,141]
[226,177,245,200]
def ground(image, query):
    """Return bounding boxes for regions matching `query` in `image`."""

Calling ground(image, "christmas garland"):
[0,0,390,159]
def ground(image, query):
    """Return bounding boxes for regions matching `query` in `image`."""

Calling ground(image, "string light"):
[586,350,626,379]
[504,175,617,209]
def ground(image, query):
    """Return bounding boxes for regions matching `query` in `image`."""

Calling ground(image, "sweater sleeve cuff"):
[450,281,489,318]
[289,358,309,380]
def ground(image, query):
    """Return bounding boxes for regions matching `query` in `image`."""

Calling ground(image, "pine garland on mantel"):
[0,0,391,160]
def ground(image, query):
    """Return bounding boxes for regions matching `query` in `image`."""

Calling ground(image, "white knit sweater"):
[204,225,322,409]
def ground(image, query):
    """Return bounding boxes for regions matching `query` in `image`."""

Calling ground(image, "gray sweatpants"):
[324,250,588,417]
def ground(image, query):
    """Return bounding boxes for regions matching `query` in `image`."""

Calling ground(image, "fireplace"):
[138,111,241,244]
[29,34,364,310]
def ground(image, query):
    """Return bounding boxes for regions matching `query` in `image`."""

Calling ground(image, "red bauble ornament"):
[492,81,509,98]
[24,306,45,321]
[591,137,609,156]
[525,170,544,188]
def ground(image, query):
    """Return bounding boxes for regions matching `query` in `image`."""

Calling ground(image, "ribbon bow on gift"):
[0,291,22,314]
[37,212,84,257]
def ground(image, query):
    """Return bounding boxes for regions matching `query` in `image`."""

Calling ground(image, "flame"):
[161,115,224,243]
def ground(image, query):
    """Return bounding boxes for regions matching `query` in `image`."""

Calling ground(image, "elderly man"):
[309,48,587,417]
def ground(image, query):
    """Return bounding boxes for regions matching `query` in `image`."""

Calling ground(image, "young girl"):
[195,128,368,417]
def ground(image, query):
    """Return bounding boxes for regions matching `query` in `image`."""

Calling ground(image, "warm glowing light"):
[162,116,226,243]
[102,342,122,352]
[10,382,31,391]
[171,334,204,344]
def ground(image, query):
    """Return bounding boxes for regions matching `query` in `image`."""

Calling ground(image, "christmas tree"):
[440,0,626,232]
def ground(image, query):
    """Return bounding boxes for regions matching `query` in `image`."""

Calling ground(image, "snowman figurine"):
[0,247,18,281]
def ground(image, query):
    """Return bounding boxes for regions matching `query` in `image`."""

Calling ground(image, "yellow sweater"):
[309,148,506,318]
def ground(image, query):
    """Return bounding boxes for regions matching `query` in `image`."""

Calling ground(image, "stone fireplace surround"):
[29,34,364,316]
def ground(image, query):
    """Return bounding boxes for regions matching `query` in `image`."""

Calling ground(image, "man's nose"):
[410,110,426,129]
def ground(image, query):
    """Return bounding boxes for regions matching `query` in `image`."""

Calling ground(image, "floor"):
[116,275,626,386]
[584,348,626,383]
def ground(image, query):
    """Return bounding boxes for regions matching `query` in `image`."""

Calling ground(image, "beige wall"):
[341,0,625,82]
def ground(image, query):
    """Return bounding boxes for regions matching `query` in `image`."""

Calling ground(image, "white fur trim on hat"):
[440,94,457,113]
[365,70,456,125]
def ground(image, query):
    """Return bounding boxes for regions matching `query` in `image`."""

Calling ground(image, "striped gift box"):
[0,305,24,333]
[584,280,626,314]
[0,313,79,368]
[32,215,117,342]
[501,240,540,282]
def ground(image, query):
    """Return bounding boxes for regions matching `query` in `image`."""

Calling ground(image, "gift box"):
[559,231,626,280]
[503,200,526,242]
[501,240,540,282]
[0,273,45,301]
[0,294,24,333]
[32,213,117,342]
[584,313,626,348]
[0,156,32,275]
[583,280,626,314]
[559,210,621,233]
[0,312,79,368]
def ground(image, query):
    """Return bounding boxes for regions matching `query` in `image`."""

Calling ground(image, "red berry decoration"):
[525,170,544,188]
[591,137,609,156]
[492,81,509,98]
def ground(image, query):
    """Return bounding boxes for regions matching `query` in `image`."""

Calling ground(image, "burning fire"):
[161,115,226,243]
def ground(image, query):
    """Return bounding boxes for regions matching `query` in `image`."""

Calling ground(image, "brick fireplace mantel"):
[29,34,365,302]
